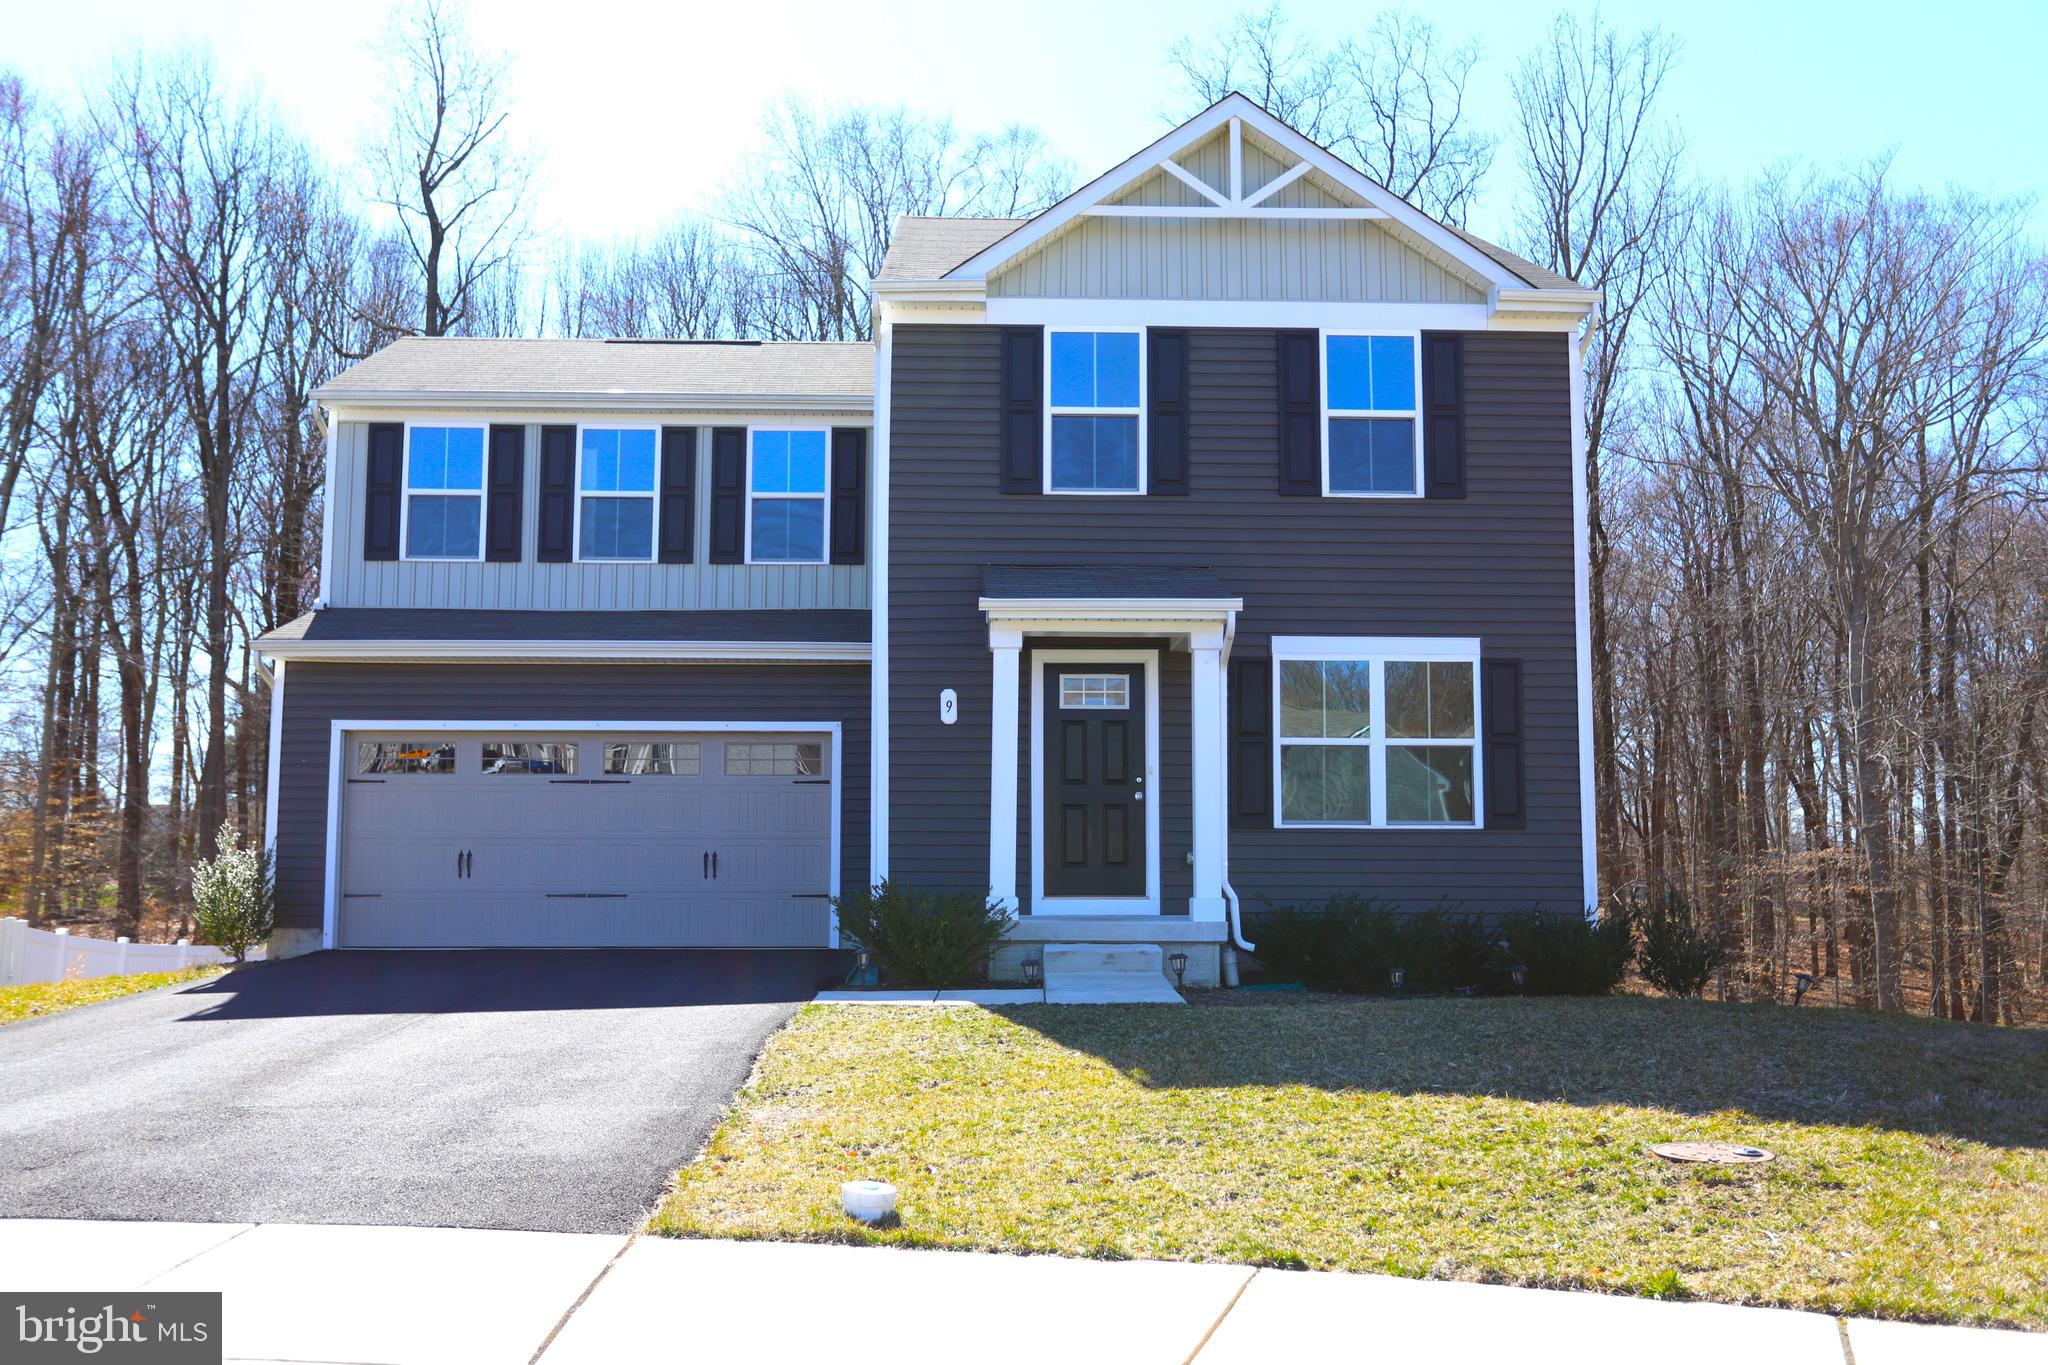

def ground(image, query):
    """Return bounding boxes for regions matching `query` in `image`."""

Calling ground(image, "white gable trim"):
[944,94,1523,295]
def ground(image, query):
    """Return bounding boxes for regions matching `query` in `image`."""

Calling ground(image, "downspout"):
[1218,609,1253,984]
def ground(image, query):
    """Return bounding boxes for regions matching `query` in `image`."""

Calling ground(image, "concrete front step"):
[1042,942,1185,1005]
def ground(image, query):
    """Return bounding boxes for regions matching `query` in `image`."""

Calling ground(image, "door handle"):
[703,851,710,880]
[465,850,474,878]
[456,849,463,878]
[712,851,719,880]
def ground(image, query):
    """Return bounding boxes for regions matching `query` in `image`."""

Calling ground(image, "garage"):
[335,728,837,948]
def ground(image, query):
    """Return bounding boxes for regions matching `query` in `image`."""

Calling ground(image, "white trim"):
[1228,116,1243,201]
[1570,332,1600,917]
[398,420,487,563]
[1080,205,1388,220]
[1320,328,1425,499]
[986,299,1498,332]
[1043,327,1146,495]
[323,719,843,951]
[256,639,870,664]
[1241,159,1314,208]
[744,425,831,565]
[869,317,893,883]
[989,629,1022,911]
[572,422,660,564]
[1028,648,1162,917]
[943,94,1522,293]
[1158,157,1230,207]
[977,596,1243,620]
[315,410,334,608]
[1270,636,1485,832]
[262,659,285,852]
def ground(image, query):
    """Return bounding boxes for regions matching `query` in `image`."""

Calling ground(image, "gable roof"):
[877,93,1589,300]
[878,218,1030,283]
[316,337,873,409]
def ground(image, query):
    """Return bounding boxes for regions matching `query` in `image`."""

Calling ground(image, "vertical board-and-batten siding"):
[325,419,870,610]
[887,325,1583,916]
[271,662,871,930]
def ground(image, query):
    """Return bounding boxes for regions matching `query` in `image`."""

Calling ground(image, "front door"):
[1042,664,1147,897]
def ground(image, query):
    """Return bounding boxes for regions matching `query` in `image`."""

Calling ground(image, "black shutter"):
[484,424,524,562]
[362,422,403,561]
[658,427,696,564]
[1482,657,1526,829]
[999,325,1043,493]
[1276,329,1320,496]
[829,428,867,565]
[1422,332,1466,499]
[708,426,745,564]
[536,425,575,562]
[1147,328,1190,495]
[1230,655,1273,829]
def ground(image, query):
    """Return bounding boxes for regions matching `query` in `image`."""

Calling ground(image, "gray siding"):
[887,325,1584,916]
[275,662,870,929]
[325,420,870,611]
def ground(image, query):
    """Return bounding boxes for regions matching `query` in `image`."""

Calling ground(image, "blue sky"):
[7,0,2045,248]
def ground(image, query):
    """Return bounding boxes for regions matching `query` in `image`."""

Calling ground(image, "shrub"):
[190,845,276,964]
[1630,889,1722,998]
[1247,898,1505,994]
[832,882,1015,988]
[1498,907,1633,996]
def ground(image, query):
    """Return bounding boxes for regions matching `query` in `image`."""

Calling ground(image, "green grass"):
[0,966,224,1026]
[649,995,2048,1329]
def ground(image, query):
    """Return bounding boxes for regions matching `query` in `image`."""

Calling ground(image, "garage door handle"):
[465,850,474,878]
[456,850,463,878]
[712,851,719,879]
[702,851,709,879]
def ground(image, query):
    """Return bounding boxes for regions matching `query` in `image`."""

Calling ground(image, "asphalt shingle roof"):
[876,217,1030,282]
[316,338,873,405]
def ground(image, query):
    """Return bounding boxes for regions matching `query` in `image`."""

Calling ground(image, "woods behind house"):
[3,4,2044,1022]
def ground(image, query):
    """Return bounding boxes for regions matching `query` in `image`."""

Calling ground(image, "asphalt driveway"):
[0,949,847,1233]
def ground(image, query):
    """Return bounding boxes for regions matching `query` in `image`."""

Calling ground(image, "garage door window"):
[356,740,455,775]
[481,741,578,775]
[604,742,701,776]
[724,741,823,776]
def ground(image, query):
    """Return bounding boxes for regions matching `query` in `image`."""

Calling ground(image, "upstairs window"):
[403,425,485,560]
[748,429,828,563]
[577,427,658,562]
[1324,334,1419,496]
[1274,638,1479,828]
[1047,329,1142,493]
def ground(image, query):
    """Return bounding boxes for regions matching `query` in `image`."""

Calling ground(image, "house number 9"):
[940,688,958,725]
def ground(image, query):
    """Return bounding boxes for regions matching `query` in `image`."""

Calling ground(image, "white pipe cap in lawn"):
[841,1179,898,1223]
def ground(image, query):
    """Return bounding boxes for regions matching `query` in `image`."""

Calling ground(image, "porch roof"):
[979,565,1232,602]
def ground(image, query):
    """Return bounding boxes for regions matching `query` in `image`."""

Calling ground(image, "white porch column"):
[988,626,1023,911]
[1188,628,1227,921]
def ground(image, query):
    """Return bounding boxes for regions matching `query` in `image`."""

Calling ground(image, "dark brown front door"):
[1043,664,1146,897]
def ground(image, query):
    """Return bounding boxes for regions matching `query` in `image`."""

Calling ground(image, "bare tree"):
[1170,5,1496,224]
[1510,10,1685,898]
[361,0,530,337]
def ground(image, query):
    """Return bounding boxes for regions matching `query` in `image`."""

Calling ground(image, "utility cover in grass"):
[1651,1141,1775,1164]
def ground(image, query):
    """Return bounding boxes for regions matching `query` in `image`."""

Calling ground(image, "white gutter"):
[1218,608,1254,960]
[253,639,871,664]
[976,597,1244,620]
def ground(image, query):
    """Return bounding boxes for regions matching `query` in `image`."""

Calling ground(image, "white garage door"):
[337,730,835,948]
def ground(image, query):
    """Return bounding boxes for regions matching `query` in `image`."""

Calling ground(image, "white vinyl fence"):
[0,917,260,987]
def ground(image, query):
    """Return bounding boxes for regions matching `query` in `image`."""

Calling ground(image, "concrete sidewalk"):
[1,1220,2038,1364]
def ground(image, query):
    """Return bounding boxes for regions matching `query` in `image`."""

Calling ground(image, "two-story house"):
[256,95,1600,987]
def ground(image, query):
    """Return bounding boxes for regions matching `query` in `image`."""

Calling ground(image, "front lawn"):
[0,966,224,1026]
[650,996,2048,1329]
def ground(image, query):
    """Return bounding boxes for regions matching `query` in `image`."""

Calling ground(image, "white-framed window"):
[1059,674,1131,709]
[575,425,658,562]
[747,428,829,564]
[1046,327,1144,493]
[356,740,456,775]
[725,741,824,776]
[604,741,700,776]
[480,740,578,775]
[1323,332,1421,497]
[401,423,486,560]
[1272,637,1481,829]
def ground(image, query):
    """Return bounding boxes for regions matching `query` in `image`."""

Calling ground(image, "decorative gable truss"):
[1093,118,1384,222]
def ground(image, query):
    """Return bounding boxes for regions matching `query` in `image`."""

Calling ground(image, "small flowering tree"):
[191,845,277,964]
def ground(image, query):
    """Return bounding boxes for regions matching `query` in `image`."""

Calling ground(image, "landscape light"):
[1510,963,1528,993]
[1020,956,1042,986]
[1168,952,1190,988]
[1390,966,1406,994]
[1793,971,1816,1006]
